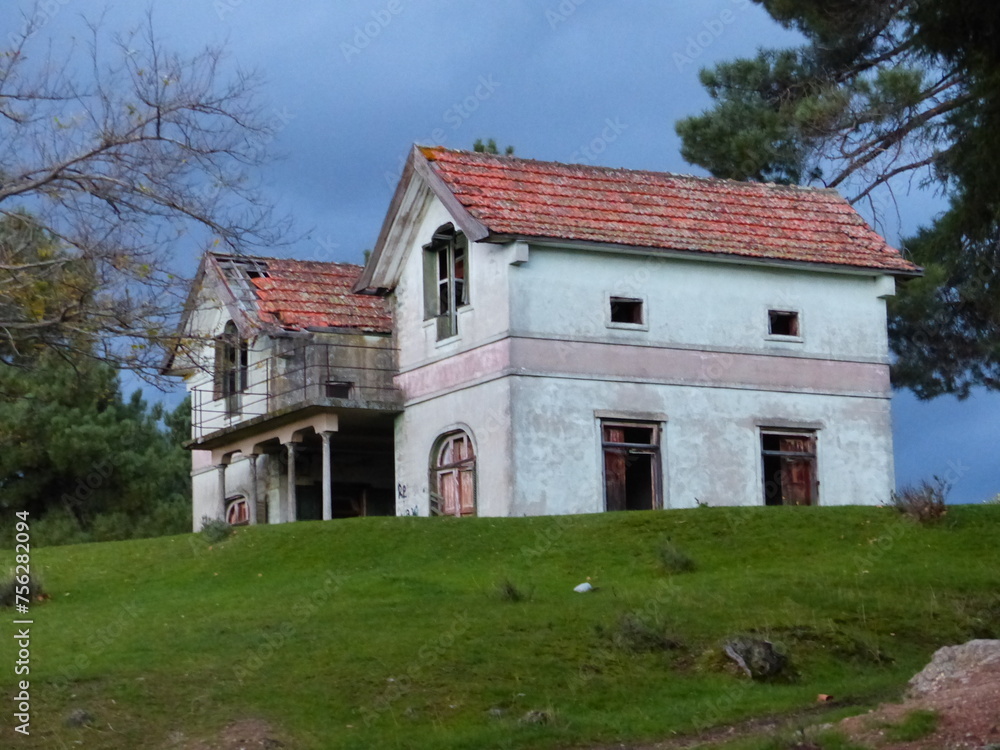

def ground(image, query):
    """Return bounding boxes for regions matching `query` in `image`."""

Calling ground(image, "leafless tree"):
[0,7,289,376]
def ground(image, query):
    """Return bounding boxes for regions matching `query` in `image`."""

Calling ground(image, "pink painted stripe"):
[395,338,512,400]
[397,337,890,400]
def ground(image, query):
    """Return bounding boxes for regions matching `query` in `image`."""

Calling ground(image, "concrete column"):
[248,453,259,525]
[286,442,297,523]
[215,464,227,522]
[321,431,333,521]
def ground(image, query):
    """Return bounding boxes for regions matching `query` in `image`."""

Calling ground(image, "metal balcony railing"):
[190,341,400,439]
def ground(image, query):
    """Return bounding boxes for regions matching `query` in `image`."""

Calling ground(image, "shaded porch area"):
[192,405,398,526]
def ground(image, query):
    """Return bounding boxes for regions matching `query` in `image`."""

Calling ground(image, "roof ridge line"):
[417,145,842,196]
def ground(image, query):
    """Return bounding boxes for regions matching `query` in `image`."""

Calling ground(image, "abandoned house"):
[166,146,921,529]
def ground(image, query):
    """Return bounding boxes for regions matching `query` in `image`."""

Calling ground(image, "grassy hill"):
[3,505,999,749]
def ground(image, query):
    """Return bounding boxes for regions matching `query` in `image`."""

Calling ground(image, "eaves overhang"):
[507,237,925,279]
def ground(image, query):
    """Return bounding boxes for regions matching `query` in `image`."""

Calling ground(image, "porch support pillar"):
[321,431,333,521]
[248,453,259,525]
[215,464,227,522]
[285,442,297,523]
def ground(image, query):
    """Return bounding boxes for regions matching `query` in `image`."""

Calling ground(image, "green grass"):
[882,708,939,742]
[2,505,999,749]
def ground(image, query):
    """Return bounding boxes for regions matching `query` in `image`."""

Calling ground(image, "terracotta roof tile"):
[419,147,920,274]
[216,255,392,333]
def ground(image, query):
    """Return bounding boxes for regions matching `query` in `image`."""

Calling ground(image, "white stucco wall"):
[192,452,298,531]
[173,279,276,443]
[393,377,513,516]
[507,374,893,514]
[510,246,893,364]
[392,198,515,374]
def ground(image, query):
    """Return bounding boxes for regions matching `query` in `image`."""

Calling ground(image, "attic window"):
[768,310,800,337]
[610,297,644,325]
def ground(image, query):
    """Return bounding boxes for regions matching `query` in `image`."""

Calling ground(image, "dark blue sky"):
[24,0,999,502]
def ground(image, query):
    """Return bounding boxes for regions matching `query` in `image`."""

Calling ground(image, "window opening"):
[216,320,248,413]
[768,310,800,337]
[325,381,353,399]
[217,258,269,308]
[430,431,476,517]
[424,224,469,340]
[761,431,817,506]
[602,422,661,511]
[226,497,250,526]
[610,297,644,325]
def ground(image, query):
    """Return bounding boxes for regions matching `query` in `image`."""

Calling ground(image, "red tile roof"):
[215,255,392,333]
[419,147,920,274]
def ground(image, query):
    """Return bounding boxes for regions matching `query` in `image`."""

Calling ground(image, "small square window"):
[325,381,353,399]
[610,297,644,325]
[768,310,799,337]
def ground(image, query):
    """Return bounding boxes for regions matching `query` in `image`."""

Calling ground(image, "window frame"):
[760,428,818,506]
[607,295,648,330]
[601,420,662,512]
[765,308,803,341]
[423,224,470,341]
[429,429,477,517]
[225,496,250,526]
[215,320,249,413]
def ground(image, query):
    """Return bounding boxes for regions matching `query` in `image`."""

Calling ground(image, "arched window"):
[430,430,476,517]
[422,224,469,340]
[215,321,248,410]
[226,496,250,526]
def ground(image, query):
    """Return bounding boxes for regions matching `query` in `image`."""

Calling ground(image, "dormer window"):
[423,224,469,340]
[215,320,248,413]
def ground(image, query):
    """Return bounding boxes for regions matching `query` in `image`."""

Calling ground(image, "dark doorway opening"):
[296,485,323,521]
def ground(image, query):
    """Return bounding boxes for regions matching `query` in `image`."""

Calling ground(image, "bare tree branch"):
[0,7,291,378]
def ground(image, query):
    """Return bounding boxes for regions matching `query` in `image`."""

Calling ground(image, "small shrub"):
[657,539,696,574]
[597,612,683,654]
[90,512,135,543]
[883,709,939,742]
[0,571,44,608]
[494,578,530,603]
[30,509,90,548]
[200,517,233,544]
[891,477,949,524]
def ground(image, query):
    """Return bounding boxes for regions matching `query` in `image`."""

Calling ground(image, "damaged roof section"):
[415,146,921,275]
[211,253,392,334]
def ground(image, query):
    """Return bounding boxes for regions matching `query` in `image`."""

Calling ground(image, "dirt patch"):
[838,640,1000,750]
[163,718,285,749]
